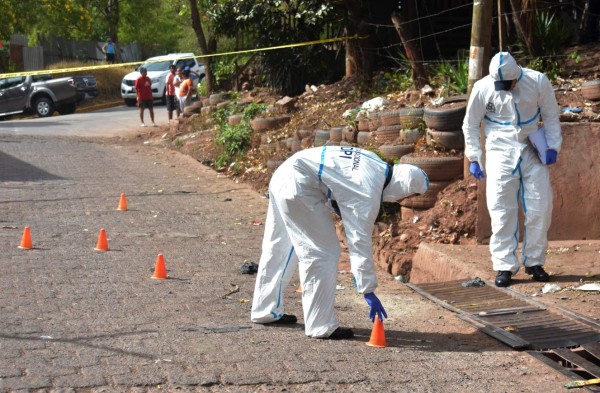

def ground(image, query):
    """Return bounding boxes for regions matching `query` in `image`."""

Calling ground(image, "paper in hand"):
[528,127,549,165]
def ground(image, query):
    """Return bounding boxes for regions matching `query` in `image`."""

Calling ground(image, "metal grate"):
[408,280,600,390]
[407,280,600,350]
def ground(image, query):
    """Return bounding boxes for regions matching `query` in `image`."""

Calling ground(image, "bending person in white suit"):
[251,146,429,339]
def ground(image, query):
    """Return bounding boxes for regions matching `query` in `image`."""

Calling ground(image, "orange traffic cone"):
[18,226,33,249]
[366,316,387,347]
[117,193,128,211]
[296,283,302,293]
[94,228,109,251]
[151,254,168,279]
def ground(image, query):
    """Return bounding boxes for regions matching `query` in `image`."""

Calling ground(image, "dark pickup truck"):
[0,74,98,118]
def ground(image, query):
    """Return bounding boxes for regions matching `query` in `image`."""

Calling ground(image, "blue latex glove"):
[469,162,485,180]
[364,292,387,322]
[546,149,558,165]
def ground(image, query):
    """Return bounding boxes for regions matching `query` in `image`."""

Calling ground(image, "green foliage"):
[210,0,345,94]
[428,55,469,96]
[526,57,563,82]
[213,102,266,170]
[534,11,573,55]
[378,70,413,93]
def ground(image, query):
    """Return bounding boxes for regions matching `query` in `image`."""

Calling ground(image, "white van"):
[120,53,205,106]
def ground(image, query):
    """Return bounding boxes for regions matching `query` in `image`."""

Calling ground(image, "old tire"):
[581,80,600,101]
[250,116,290,132]
[379,144,414,161]
[424,101,467,131]
[400,181,451,209]
[34,97,55,117]
[399,107,425,129]
[399,154,463,181]
[426,129,464,150]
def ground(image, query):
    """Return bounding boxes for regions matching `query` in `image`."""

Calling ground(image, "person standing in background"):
[134,67,156,127]
[165,65,179,120]
[177,69,193,112]
[102,38,116,64]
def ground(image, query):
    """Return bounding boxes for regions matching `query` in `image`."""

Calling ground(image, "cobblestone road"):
[0,135,565,392]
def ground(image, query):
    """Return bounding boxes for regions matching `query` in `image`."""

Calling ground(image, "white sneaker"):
[141,123,146,127]
[152,123,157,127]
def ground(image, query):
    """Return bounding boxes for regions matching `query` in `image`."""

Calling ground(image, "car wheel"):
[57,103,77,115]
[34,97,55,117]
[124,98,137,107]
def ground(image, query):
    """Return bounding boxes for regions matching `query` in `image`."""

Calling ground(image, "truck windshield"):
[139,61,172,72]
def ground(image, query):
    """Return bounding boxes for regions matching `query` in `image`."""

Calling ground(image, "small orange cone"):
[151,254,168,279]
[94,228,109,251]
[117,193,128,211]
[18,227,33,249]
[366,316,387,347]
[296,283,302,293]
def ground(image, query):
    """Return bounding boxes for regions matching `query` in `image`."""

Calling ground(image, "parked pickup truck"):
[0,74,98,118]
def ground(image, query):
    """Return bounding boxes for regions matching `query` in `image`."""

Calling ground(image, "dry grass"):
[47,60,132,103]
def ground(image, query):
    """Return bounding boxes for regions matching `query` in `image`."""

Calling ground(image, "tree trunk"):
[343,0,374,81]
[188,0,214,97]
[508,0,541,56]
[391,12,428,89]
[107,0,120,62]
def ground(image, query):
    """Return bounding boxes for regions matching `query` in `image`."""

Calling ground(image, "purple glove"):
[469,162,485,180]
[546,149,558,165]
[364,293,387,322]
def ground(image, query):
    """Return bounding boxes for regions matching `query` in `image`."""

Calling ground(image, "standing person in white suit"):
[462,51,563,287]
[251,145,429,339]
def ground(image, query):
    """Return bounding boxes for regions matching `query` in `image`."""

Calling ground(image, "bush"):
[212,102,266,170]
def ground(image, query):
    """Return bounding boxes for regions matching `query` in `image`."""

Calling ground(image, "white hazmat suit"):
[462,52,562,275]
[251,146,428,338]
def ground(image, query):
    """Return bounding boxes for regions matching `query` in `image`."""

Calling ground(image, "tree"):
[188,0,215,96]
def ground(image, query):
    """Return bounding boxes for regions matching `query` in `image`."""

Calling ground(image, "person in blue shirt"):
[103,38,116,64]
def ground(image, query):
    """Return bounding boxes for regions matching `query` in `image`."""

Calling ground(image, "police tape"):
[0,35,367,79]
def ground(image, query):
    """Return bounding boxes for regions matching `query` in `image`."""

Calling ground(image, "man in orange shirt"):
[177,69,193,112]
[134,67,156,127]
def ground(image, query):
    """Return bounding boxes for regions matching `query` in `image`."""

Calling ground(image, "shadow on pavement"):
[0,150,63,181]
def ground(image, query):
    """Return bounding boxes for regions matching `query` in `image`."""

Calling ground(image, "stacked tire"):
[424,98,467,151]
[398,153,464,211]
[371,108,424,161]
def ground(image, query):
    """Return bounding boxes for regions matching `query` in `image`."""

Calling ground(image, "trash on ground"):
[461,277,486,287]
[221,283,240,298]
[240,261,259,274]
[336,285,345,290]
[575,283,600,291]
[541,283,562,293]
[250,220,263,226]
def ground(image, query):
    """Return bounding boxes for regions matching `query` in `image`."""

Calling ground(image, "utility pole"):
[465,0,493,243]
[467,0,493,98]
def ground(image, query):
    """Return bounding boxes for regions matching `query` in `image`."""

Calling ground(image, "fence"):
[8,34,143,72]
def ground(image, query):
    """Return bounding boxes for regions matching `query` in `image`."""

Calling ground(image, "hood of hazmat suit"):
[382,164,429,202]
[489,52,521,82]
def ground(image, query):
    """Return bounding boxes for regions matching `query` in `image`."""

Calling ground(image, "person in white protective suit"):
[462,51,562,287]
[251,146,429,339]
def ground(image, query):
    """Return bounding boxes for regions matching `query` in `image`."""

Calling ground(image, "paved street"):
[0,135,566,392]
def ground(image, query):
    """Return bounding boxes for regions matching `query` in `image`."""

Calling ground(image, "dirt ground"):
[138,42,599,320]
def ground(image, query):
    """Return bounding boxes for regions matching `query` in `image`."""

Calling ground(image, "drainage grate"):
[407,280,600,350]
[408,280,600,390]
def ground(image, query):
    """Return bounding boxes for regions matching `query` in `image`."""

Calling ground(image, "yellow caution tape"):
[0,35,367,79]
